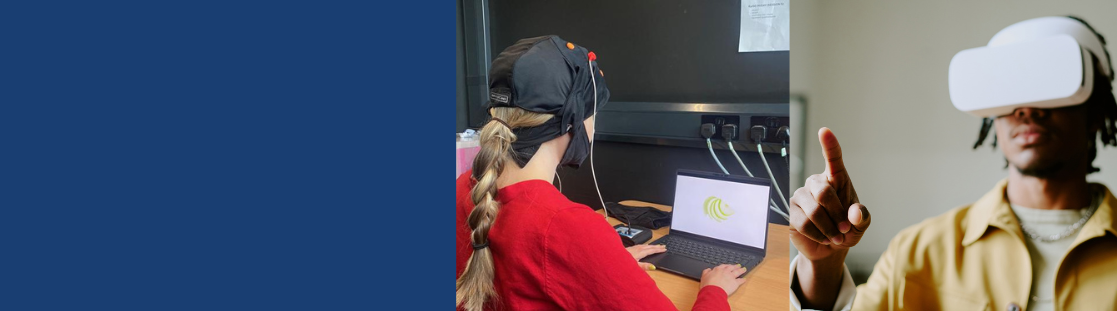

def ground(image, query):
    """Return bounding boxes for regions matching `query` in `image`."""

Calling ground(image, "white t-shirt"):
[1009,202,1093,311]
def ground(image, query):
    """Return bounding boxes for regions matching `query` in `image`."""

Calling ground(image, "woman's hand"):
[699,264,749,296]
[625,244,666,270]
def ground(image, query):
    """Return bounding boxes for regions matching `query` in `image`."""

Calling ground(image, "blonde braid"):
[456,107,551,310]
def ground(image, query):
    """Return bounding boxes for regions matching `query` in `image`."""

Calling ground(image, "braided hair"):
[456,107,552,311]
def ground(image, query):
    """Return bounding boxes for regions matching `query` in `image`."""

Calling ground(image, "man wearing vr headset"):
[790,17,1117,310]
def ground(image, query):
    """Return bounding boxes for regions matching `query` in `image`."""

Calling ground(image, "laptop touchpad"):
[658,254,712,279]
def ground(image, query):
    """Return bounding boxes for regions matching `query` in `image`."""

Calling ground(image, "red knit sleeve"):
[542,207,730,311]
[694,286,730,310]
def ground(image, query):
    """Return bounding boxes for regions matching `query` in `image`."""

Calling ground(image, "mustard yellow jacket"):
[853,180,1117,311]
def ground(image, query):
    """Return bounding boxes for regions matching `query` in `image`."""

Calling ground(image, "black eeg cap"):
[486,35,610,120]
[483,35,611,168]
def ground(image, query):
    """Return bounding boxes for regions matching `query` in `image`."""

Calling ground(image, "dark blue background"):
[1,1,450,309]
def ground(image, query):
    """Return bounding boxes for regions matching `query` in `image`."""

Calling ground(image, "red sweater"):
[455,171,729,310]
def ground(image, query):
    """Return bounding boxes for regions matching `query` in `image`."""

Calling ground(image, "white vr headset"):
[949,16,1114,118]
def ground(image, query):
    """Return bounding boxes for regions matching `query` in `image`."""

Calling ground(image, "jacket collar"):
[962,179,1117,246]
[1074,184,1117,246]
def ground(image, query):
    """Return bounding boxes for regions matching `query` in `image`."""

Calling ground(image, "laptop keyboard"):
[653,236,760,267]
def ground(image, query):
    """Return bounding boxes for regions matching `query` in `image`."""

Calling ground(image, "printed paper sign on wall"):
[738,0,789,52]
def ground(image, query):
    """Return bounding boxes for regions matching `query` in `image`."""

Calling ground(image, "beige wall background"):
[790,0,1117,278]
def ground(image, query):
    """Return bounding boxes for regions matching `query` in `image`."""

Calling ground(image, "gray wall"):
[457,0,792,225]
[488,0,789,104]
[791,0,1117,280]
[456,0,468,132]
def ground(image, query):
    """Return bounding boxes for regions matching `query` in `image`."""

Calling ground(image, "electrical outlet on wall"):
[700,114,740,140]
[748,116,790,143]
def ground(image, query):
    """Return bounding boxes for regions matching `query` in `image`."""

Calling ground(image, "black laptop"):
[640,169,772,280]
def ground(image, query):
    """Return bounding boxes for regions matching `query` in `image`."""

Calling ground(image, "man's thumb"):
[848,203,870,232]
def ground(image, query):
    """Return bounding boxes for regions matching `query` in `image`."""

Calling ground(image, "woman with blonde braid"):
[455,36,747,311]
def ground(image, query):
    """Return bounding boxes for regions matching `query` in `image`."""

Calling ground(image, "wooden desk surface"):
[602,200,789,311]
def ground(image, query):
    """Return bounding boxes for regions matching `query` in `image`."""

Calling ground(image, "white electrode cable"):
[555,173,562,192]
[728,140,788,220]
[706,138,730,175]
[758,143,790,210]
[588,58,610,220]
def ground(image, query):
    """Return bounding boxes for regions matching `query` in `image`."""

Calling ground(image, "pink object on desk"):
[456,137,481,177]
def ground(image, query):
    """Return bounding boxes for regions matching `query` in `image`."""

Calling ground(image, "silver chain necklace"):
[1018,191,1099,243]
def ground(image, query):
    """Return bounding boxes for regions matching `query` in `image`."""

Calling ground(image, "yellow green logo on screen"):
[703,196,734,222]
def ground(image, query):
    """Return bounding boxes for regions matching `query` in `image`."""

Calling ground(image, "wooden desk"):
[601,200,789,311]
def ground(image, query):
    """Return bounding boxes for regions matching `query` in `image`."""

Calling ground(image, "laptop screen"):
[671,171,770,249]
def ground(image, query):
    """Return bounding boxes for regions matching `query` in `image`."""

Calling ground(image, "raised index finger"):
[818,127,847,182]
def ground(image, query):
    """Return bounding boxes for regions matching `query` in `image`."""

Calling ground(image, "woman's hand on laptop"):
[788,127,872,309]
[626,244,667,270]
[700,264,748,296]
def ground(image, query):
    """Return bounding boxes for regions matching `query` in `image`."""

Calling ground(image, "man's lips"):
[1011,125,1050,146]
